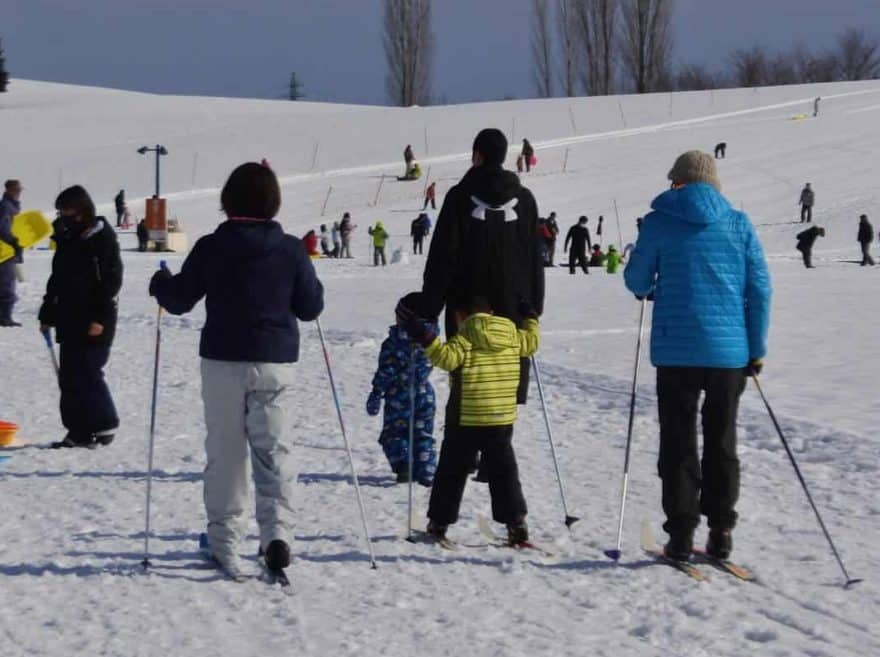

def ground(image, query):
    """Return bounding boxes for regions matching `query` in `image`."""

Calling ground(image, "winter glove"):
[518,300,539,320]
[148,267,172,297]
[366,390,382,416]
[745,359,763,377]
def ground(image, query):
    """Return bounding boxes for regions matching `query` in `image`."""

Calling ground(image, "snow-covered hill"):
[1,79,879,657]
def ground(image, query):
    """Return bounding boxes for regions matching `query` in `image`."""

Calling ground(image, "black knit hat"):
[396,292,424,320]
[472,128,508,166]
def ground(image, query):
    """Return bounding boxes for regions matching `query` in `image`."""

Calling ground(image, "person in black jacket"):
[520,139,534,173]
[114,189,126,227]
[799,183,815,223]
[796,225,824,268]
[149,162,324,577]
[39,186,123,448]
[858,214,874,266]
[411,212,429,255]
[564,216,592,275]
[419,128,544,542]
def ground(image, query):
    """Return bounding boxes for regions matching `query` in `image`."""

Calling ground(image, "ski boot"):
[426,520,448,541]
[50,433,95,449]
[663,531,694,562]
[706,528,733,560]
[506,519,529,546]
[264,539,291,571]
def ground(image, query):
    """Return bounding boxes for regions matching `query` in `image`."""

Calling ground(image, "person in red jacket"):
[302,230,320,257]
[423,182,437,210]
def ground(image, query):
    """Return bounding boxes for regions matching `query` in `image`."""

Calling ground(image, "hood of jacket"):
[650,183,732,227]
[459,164,522,207]
[458,313,518,353]
[214,219,286,259]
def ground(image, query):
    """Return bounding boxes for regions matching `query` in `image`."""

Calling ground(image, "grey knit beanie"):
[668,150,721,192]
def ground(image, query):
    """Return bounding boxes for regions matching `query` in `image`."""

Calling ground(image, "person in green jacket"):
[605,244,622,273]
[401,295,539,546]
[368,221,389,266]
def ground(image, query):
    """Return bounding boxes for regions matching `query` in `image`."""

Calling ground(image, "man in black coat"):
[114,189,126,227]
[419,127,544,539]
[858,214,874,266]
[39,186,123,448]
[799,183,815,223]
[411,213,429,255]
[796,225,824,268]
[564,216,592,275]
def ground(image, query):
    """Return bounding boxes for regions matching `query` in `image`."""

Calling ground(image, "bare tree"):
[730,46,768,87]
[573,0,618,95]
[383,0,434,106]
[790,45,839,83]
[674,63,723,91]
[834,28,880,80]
[620,0,674,93]
[558,0,578,96]
[532,0,555,97]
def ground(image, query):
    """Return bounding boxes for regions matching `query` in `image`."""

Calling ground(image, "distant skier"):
[411,213,429,255]
[114,189,126,227]
[319,224,333,257]
[544,212,559,266]
[564,216,592,275]
[136,218,149,252]
[796,225,824,269]
[520,139,535,173]
[40,185,123,448]
[331,221,342,257]
[302,229,319,257]
[149,161,324,577]
[340,212,356,258]
[596,215,604,244]
[813,97,821,117]
[799,183,815,223]
[714,142,727,159]
[605,244,621,273]
[858,214,874,266]
[404,144,415,177]
[368,221,389,266]
[625,150,771,562]
[366,293,437,485]
[400,295,539,545]
[423,182,437,210]
[0,179,24,327]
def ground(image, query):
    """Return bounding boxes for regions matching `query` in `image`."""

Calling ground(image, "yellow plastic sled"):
[0,210,52,264]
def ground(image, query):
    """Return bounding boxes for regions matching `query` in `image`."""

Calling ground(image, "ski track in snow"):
[2,80,880,657]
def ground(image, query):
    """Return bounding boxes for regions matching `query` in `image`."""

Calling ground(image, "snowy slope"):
[1,80,880,657]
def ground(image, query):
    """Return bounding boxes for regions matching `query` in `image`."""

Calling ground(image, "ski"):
[643,546,709,582]
[406,530,458,551]
[692,548,754,581]
[477,515,556,558]
[198,533,249,582]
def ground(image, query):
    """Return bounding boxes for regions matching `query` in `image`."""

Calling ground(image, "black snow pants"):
[59,342,119,438]
[428,401,527,526]
[656,366,746,537]
[860,242,875,266]
[413,236,424,255]
[569,250,589,274]
[800,205,812,223]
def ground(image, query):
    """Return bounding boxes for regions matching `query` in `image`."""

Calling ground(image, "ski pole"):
[751,376,862,588]
[605,297,648,561]
[531,356,579,528]
[405,346,417,542]
[315,318,378,569]
[143,261,167,570]
[41,328,60,380]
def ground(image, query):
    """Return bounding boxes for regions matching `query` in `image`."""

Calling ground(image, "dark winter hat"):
[55,185,96,223]
[472,128,508,167]
[396,291,424,318]
[667,150,721,192]
[221,162,281,219]
[579,216,588,224]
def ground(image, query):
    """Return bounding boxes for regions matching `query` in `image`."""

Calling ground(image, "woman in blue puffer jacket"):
[624,150,771,564]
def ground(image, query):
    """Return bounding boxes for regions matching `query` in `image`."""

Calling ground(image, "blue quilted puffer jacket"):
[624,183,772,368]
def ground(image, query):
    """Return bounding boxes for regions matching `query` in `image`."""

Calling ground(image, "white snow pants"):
[200,359,295,563]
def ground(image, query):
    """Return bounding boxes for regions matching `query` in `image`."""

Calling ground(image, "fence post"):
[562,148,570,174]
[618,100,627,128]
[311,141,320,171]
[321,185,333,217]
[373,175,386,207]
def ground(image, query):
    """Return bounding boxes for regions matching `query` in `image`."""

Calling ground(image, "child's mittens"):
[366,390,382,416]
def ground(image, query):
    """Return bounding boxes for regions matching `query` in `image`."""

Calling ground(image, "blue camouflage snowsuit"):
[0,195,22,323]
[367,325,437,484]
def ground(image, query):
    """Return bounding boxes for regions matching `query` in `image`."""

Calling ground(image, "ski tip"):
[564,515,580,528]
[604,549,622,561]
[844,578,864,589]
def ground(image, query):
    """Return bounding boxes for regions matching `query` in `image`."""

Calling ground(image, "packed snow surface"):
[1,79,879,656]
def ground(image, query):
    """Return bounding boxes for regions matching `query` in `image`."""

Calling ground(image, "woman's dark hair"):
[220,162,281,219]
[55,185,97,223]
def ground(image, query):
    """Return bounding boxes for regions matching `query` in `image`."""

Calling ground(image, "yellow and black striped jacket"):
[425,314,539,427]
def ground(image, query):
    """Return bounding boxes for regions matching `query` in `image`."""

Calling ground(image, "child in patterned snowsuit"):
[366,294,437,485]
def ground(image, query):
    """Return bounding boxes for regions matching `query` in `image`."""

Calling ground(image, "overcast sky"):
[5,0,878,105]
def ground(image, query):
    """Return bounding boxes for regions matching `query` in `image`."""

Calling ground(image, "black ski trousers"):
[801,205,812,223]
[59,343,119,438]
[569,250,589,274]
[413,237,424,255]
[656,366,745,537]
[428,416,527,526]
